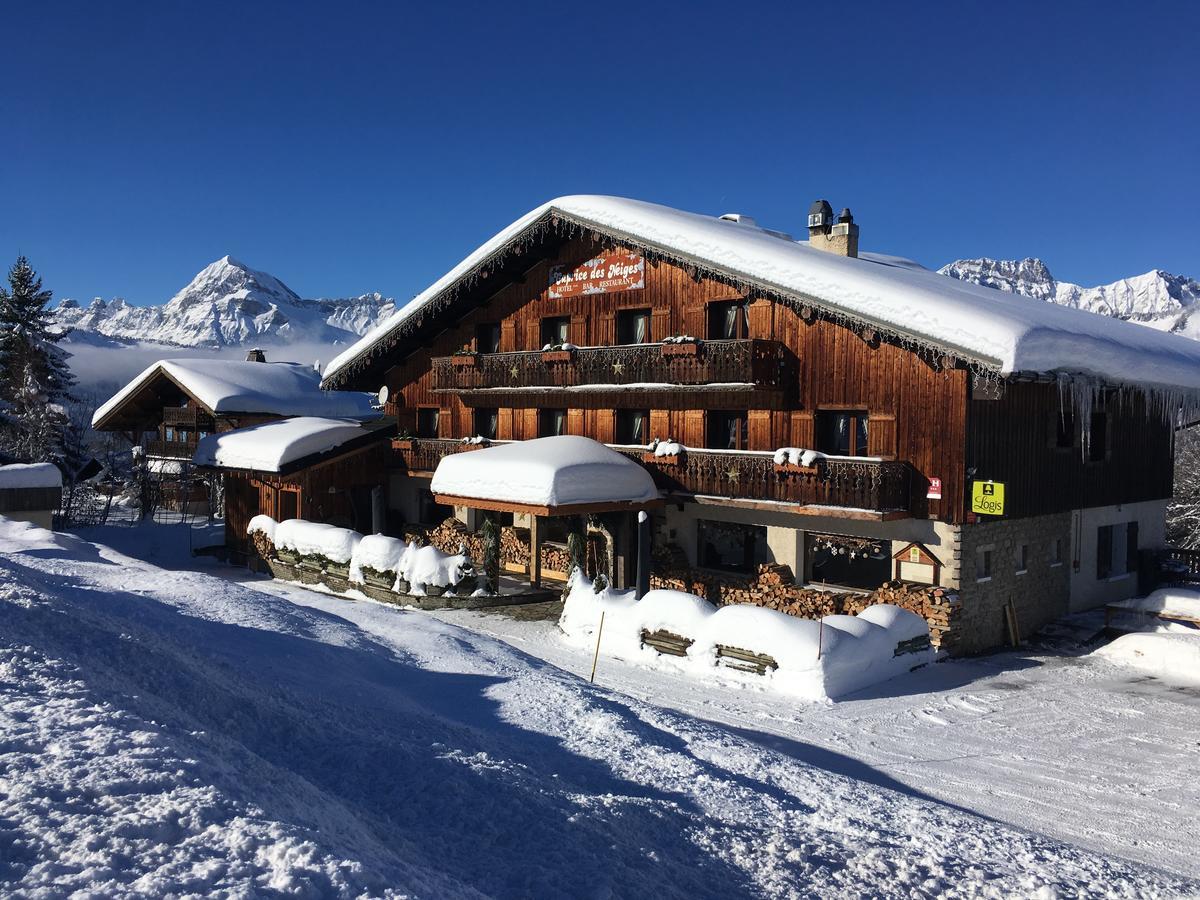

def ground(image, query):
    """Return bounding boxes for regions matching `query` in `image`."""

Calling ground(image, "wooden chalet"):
[302,195,1200,653]
[93,351,379,514]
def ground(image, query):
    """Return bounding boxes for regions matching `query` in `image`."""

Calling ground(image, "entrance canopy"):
[430,435,661,516]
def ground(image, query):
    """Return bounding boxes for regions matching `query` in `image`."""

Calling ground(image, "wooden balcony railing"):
[146,439,199,458]
[162,407,216,431]
[394,438,915,514]
[430,340,791,393]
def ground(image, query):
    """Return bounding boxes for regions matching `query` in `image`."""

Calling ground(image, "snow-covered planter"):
[349,534,414,592]
[274,519,363,584]
[772,447,826,475]
[399,544,472,596]
[661,336,700,357]
[645,439,684,465]
[459,435,491,450]
[393,432,416,451]
[451,349,479,367]
[541,343,576,364]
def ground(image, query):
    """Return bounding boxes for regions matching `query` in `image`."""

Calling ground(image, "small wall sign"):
[971,480,1006,516]
[548,248,645,298]
[926,476,942,500]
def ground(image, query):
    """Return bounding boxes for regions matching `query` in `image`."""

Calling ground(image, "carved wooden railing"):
[162,407,216,431]
[146,439,200,458]
[395,438,914,513]
[615,448,914,513]
[430,340,790,392]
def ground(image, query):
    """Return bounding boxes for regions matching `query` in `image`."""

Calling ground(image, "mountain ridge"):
[52,256,398,348]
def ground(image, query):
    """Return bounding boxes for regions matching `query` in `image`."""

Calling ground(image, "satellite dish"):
[377,385,390,406]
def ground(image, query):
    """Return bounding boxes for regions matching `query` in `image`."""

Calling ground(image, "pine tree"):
[0,256,75,461]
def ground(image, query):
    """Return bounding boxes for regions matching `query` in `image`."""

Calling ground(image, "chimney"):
[246,348,266,363]
[806,200,859,258]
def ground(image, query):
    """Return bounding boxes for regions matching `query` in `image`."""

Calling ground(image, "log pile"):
[650,546,961,650]
[251,531,276,561]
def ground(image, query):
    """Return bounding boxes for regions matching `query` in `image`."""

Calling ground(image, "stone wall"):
[956,512,1072,653]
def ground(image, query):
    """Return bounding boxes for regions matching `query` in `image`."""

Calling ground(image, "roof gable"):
[322,196,1200,403]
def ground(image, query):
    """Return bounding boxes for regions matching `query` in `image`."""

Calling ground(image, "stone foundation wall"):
[955,512,1072,653]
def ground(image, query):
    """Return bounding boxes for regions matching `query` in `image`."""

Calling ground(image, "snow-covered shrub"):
[398,544,471,596]
[772,447,826,467]
[349,534,414,591]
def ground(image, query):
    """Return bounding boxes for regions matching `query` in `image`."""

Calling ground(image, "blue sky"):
[2,1,1197,306]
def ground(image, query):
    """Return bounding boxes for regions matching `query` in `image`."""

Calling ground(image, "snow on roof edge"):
[321,195,1200,398]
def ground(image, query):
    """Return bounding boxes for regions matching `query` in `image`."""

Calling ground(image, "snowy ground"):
[2,518,1198,898]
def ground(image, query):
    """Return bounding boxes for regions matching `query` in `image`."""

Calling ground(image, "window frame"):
[815,408,870,457]
[475,322,501,355]
[540,315,571,347]
[416,407,441,439]
[473,407,498,440]
[615,409,650,445]
[975,544,994,583]
[615,307,653,345]
[706,410,749,450]
[705,299,750,340]
[538,408,567,438]
[1096,524,1114,579]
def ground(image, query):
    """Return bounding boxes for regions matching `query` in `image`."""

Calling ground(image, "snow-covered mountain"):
[939,258,1200,336]
[53,256,397,348]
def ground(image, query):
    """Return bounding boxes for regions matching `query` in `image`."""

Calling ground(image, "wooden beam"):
[432,494,663,517]
[530,514,542,589]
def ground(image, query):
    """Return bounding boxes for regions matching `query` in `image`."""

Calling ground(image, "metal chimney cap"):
[838,207,854,223]
[808,199,833,217]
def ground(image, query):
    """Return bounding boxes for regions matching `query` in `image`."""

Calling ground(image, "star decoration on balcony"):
[726,467,740,483]
[612,361,625,375]
[510,364,520,380]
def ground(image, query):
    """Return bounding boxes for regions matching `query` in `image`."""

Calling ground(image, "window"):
[615,409,649,445]
[1015,543,1029,574]
[706,300,749,339]
[474,407,498,440]
[807,533,891,590]
[616,308,652,344]
[1050,537,1064,567]
[1088,413,1108,462]
[698,520,769,574]
[417,489,450,525]
[197,431,209,441]
[417,407,440,439]
[539,408,567,438]
[541,316,571,347]
[475,322,501,354]
[706,410,748,450]
[976,545,994,581]
[816,410,869,457]
[164,426,175,442]
[1054,413,1075,449]
[177,429,190,444]
[1097,525,1114,579]
[1126,521,1139,574]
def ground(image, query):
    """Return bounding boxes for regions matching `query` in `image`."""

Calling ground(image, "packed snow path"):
[0,520,1195,898]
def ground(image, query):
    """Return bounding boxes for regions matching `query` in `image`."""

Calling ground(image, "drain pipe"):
[636,510,651,600]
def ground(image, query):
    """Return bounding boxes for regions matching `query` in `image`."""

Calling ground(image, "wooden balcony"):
[162,407,216,431]
[394,438,916,517]
[429,340,793,407]
[146,439,199,458]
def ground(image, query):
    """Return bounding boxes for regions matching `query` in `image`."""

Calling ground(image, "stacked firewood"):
[251,531,276,561]
[842,580,961,650]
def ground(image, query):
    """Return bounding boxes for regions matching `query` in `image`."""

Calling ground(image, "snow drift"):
[560,578,932,700]
[0,463,62,489]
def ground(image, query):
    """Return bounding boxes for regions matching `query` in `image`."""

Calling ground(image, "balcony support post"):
[530,514,542,589]
[636,509,651,600]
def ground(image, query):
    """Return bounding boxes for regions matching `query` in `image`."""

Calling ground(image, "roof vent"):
[719,213,759,228]
[245,348,266,363]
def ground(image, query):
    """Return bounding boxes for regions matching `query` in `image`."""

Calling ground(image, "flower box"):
[451,353,478,368]
[392,438,416,451]
[644,451,684,466]
[541,349,574,364]
[773,462,821,476]
[661,342,700,357]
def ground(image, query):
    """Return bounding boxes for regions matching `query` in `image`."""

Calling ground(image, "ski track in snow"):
[0,519,1196,899]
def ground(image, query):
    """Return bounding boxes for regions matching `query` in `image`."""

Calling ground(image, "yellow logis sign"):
[971,480,1006,516]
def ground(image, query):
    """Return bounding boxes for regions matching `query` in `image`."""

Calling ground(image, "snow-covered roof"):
[93,358,379,428]
[192,417,388,473]
[323,195,1200,395]
[429,435,659,510]
[0,462,62,490]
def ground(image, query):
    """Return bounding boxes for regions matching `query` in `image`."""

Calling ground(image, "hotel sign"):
[971,480,1006,516]
[548,248,645,299]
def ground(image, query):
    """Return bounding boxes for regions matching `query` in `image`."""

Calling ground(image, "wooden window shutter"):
[567,409,584,436]
[651,307,670,343]
[498,408,514,441]
[500,320,517,352]
[867,413,897,459]
[439,407,453,439]
[649,410,670,442]
[597,311,616,346]
[748,410,772,451]
[523,408,538,440]
[791,411,815,448]
[595,409,616,444]
[683,410,705,447]
[526,321,542,351]
[747,299,772,337]
[570,314,586,346]
[683,306,705,339]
